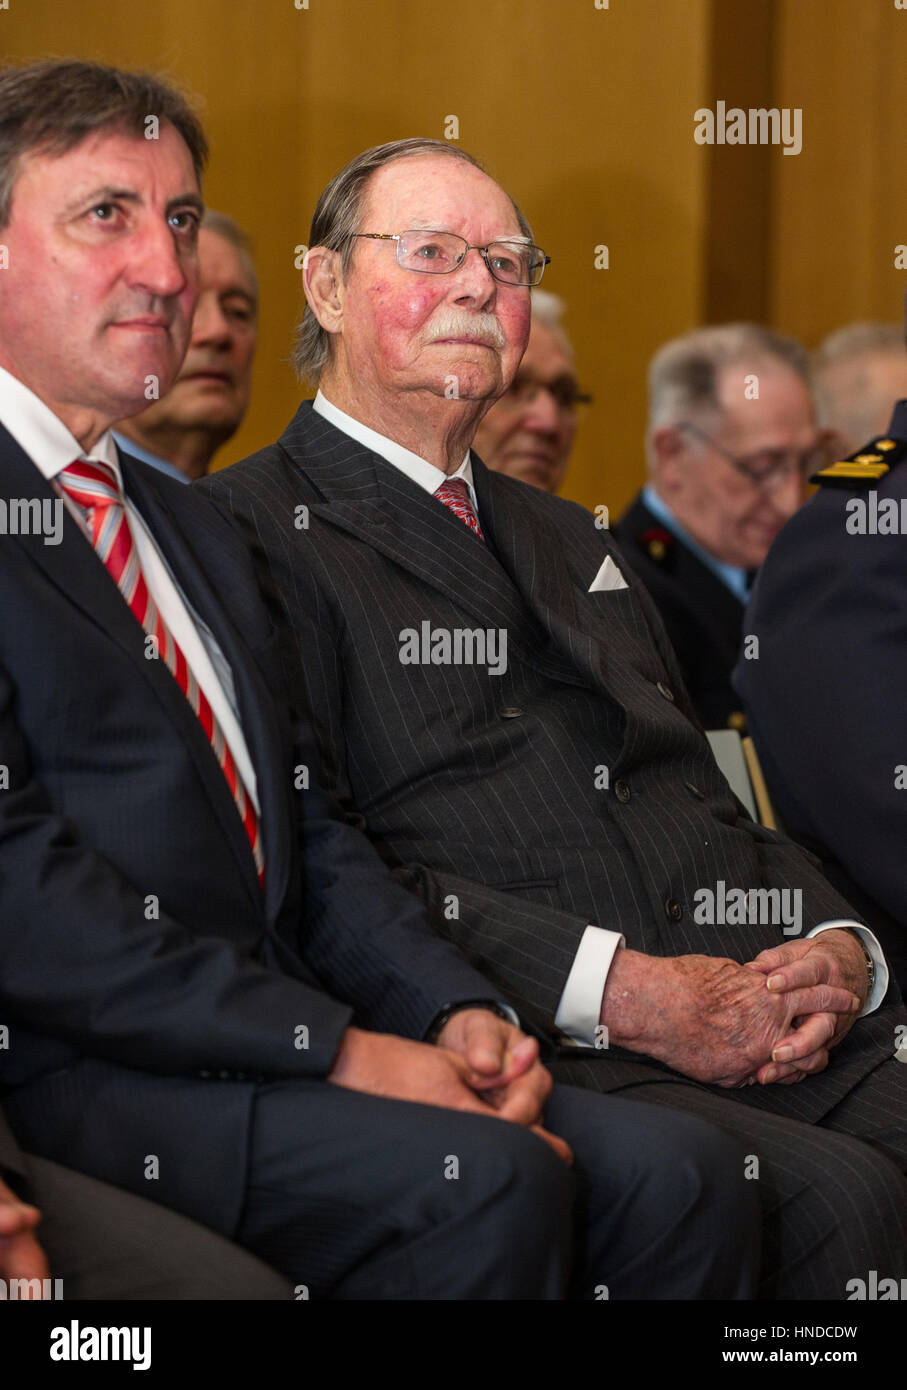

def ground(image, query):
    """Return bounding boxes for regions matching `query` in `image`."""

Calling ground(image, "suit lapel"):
[0,425,278,917]
[473,457,582,625]
[279,404,594,683]
[121,461,290,919]
[278,404,647,703]
[0,424,156,663]
[281,404,537,633]
[475,459,630,692]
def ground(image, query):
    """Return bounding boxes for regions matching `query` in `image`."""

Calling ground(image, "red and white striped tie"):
[434,477,484,540]
[58,459,264,889]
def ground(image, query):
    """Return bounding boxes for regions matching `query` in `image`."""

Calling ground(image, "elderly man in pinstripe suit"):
[0,59,771,1306]
[204,138,907,1299]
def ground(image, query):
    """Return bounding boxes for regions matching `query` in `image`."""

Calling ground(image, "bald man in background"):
[473,290,584,493]
[813,321,907,458]
[114,209,257,481]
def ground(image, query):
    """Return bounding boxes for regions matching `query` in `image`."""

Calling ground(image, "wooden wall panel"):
[0,0,710,516]
[771,0,907,347]
[702,0,776,324]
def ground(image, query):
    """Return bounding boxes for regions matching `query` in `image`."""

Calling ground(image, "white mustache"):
[426,312,506,348]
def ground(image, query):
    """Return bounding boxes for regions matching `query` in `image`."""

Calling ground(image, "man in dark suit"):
[206,137,907,1300]
[0,61,761,1304]
[0,1107,291,1299]
[614,324,821,730]
[736,408,907,995]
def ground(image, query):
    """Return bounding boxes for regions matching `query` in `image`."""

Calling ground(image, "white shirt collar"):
[0,364,120,482]
[312,389,476,507]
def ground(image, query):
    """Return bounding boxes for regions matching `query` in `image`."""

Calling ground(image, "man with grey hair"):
[473,290,584,493]
[113,209,258,481]
[813,321,907,457]
[208,138,907,1300]
[614,323,822,729]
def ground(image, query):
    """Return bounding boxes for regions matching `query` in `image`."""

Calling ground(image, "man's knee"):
[614,1100,759,1230]
[434,1111,576,1223]
[545,1085,760,1236]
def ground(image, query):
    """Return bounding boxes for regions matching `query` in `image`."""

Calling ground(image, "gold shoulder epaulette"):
[811,436,907,487]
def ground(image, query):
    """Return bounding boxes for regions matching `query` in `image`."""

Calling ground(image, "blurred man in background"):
[813,321,907,458]
[739,320,907,993]
[473,289,583,493]
[114,209,257,481]
[615,323,821,729]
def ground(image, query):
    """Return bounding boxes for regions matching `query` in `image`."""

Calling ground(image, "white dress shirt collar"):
[0,366,261,815]
[0,364,120,481]
[312,389,478,511]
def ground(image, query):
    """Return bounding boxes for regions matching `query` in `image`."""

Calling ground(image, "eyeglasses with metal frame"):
[677,420,829,492]
[350,230,551,287]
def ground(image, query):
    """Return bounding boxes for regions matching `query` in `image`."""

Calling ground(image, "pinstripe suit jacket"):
[203,401,905,1122]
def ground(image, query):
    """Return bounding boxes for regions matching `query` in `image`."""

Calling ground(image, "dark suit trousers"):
[551,1053,907,1300]
[234,1081,760,1300]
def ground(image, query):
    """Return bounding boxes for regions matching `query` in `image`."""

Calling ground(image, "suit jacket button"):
[614,780,631,802]
[199,1070,211,1079]
[656,681,674,702]
[665,898,683,921]
[218,1070,231,1080]
[500,707,523,719]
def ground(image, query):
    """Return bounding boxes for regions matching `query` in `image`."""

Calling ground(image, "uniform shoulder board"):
[811,435,907,487]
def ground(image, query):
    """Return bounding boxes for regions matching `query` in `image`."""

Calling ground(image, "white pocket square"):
[588,555,629,593]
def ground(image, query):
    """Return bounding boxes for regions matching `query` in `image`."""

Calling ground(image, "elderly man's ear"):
[303,247,345,333]
[649,425,689,492]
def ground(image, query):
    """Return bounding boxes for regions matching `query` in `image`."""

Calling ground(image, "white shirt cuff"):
[807,920,888,1015]
[554,925,625,1046]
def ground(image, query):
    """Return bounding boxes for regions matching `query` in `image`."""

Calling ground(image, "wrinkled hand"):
[0,1174,47,1292]
[328,1025,571,1162]
[742,930,869,1084]
[606,949,860,1089]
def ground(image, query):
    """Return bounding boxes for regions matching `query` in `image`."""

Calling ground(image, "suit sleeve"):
[0,656,355,1080]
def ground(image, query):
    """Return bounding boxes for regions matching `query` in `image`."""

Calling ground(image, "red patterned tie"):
[57,459,264,889]
[434,477,485,540]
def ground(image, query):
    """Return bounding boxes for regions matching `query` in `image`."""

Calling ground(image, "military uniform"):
[736,406,907,991]
[614,491,748,730]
